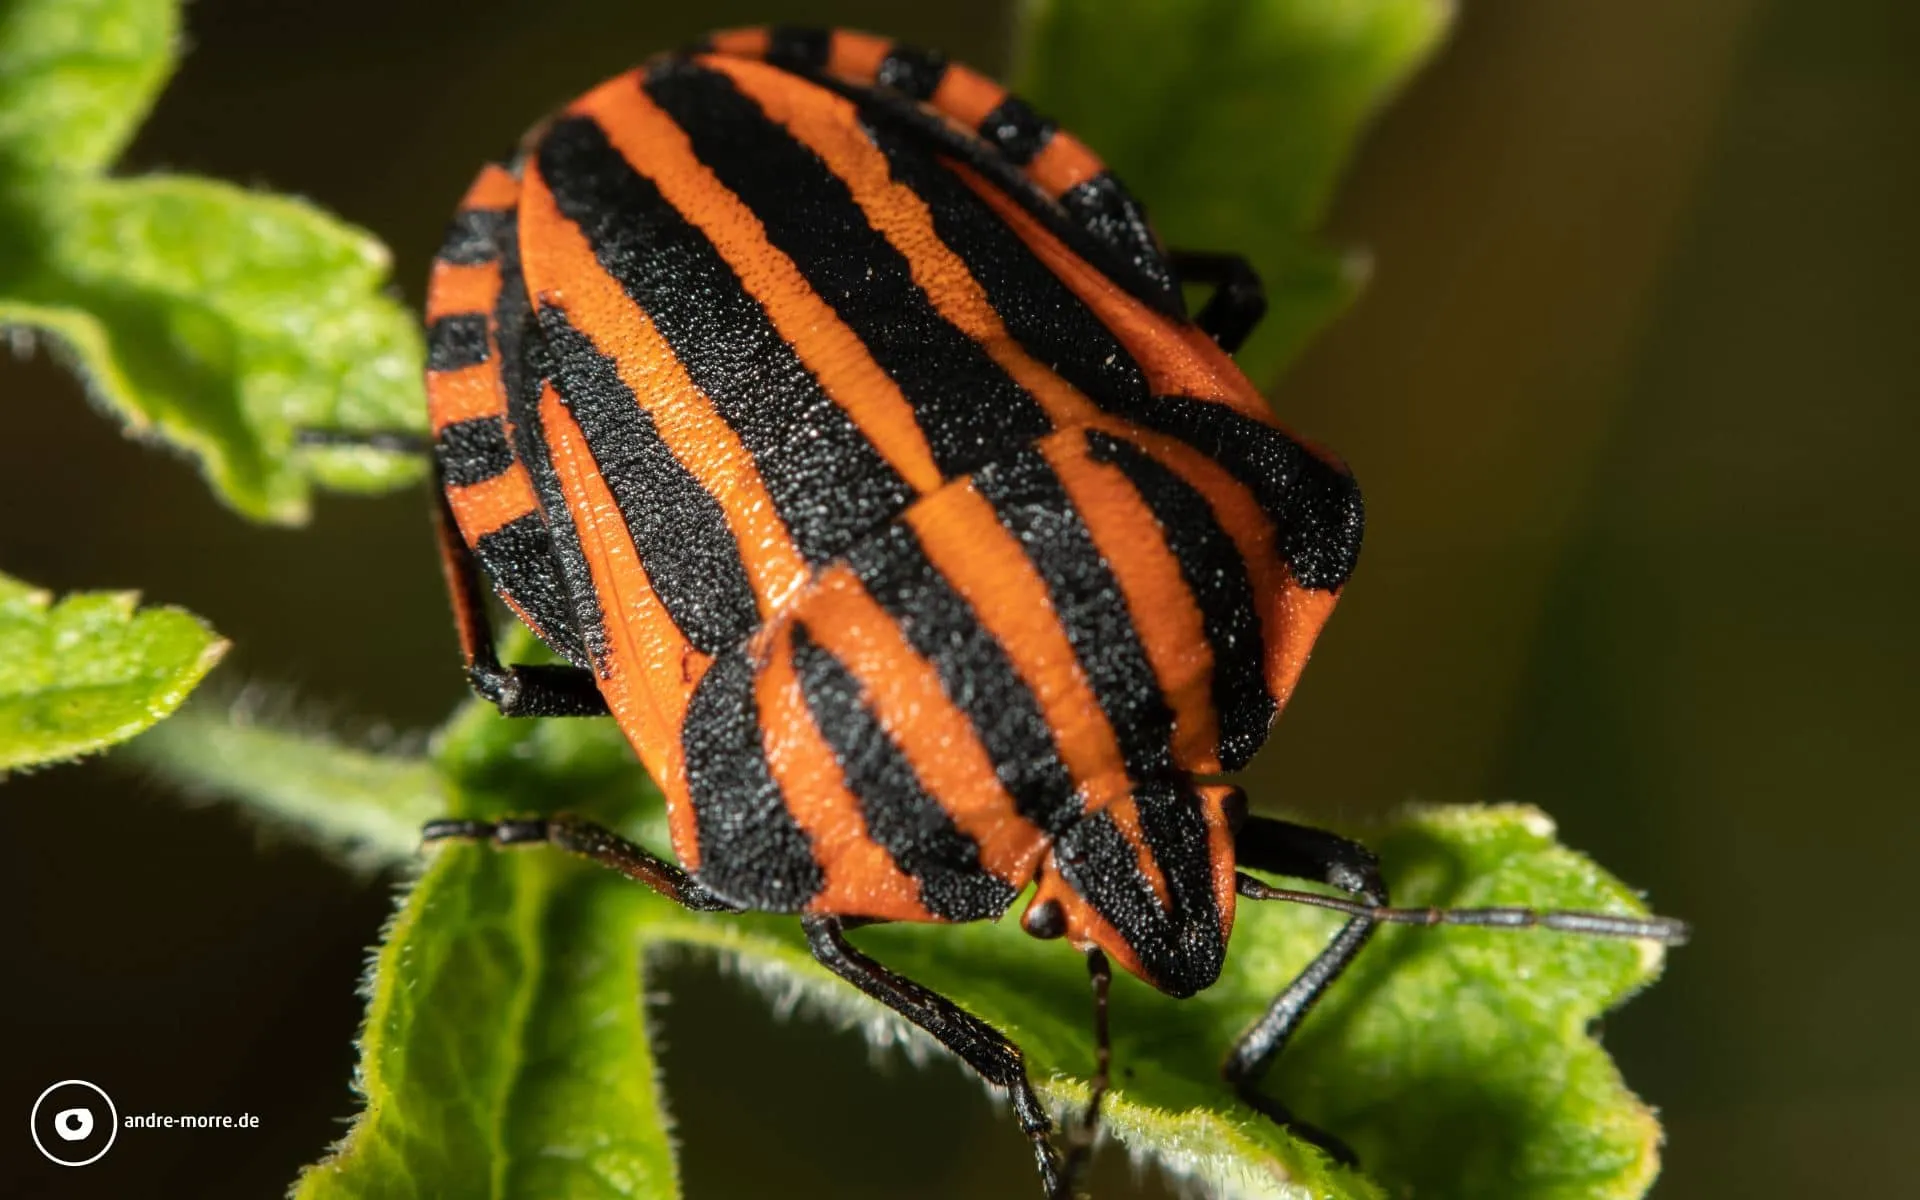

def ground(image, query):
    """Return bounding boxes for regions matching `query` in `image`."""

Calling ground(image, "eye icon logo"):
[30,1080,116,1166]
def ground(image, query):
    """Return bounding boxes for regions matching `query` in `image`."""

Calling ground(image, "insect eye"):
[1022,899,1067,940]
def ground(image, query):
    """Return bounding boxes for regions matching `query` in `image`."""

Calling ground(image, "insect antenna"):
[1234,874,1690,945]
[293,427,432,455]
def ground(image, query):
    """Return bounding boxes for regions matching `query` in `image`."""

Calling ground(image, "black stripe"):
[1052,779,1224,997]
[977,95,1055,167]
[1057,173,1177,305]
[863,112,1362,590]
[426,313,490,372]
[472,512,583,665]
[536,304,760,657]
[434,415,515,488]
[970,446,1174,779]
[682,647,824,911]
[1133,779,1227,996]
[493,216,605,670]
[1120,398,1364,592]
[436,207,511,266]
[1086,431,1272,770]
[644,62,1053,479]
[862,116,1152,408]
[813,76,1182,319]
[789,622,1016,922]
[765,25,831,71]
[537,114,913,565]
[846,522,1080,835]
[875,44,948,100]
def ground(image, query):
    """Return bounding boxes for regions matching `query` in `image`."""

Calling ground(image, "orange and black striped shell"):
[423,27,1362,996]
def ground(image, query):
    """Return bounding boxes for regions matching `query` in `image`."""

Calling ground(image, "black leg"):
[1227,815,1690,1164]
[802,915,1068,1199]
[1170,250,1267,354]
[1223,816,1388,1165]
[294,426,606,717]
[1059,948,1112,1197]
[430,487,609,718]
[294,427,434,456]
[422,815,736,911]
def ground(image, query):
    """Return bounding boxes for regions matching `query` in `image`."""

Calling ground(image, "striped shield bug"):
[311,25,1688,1197]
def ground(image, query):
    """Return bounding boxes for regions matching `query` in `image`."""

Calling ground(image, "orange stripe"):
[1027,132,1106,199]
[1260,571,1339,710]
[930,64,1006,130]
[1195,783,1241,950]
[1030,784,1241,985]
[904,484,1130,811]
[433,501,491,669]
[578,70,944,495]
[1103,793,1174,908]
[1041,430,1223,773]
[718,60,1103,431]
[461,163,520,210]
[425,262,501,322]
[1126,426,1341,717]
[426,360,507,431]
[950,161,1281,428]
[793,567,1046,886]
[946,162,1346,701]
[826,29,891,85]
[707,26,770,59]
[755,619,934,922]
[516,158,811,619]
[1028,854,1147,982]
[444,462,536,542]
[538,383,705,864]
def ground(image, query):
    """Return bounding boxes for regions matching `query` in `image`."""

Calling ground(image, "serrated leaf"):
[1017,0,1452,384]
[0,0,427,524]
[0,569,224,771]
[633,804,1666,1200]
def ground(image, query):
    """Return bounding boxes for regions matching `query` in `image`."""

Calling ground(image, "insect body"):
[401,26,1686,1197]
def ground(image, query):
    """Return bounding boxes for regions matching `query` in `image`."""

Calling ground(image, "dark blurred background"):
[4,0,1914,1196]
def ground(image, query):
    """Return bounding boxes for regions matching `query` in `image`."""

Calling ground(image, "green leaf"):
[126,697,444,870]
[0,0,176,180]
[294,703,681,1200]
[0,0,427,524]
[156,695,1670,1200]
[636,804,1667,1200]
[0,569,225,771]
[1017,0,1453,383]
[294,846,681,1200]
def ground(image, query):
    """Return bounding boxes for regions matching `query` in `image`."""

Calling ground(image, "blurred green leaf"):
[127,696,443,870]
[0,0,175,180]
[0,0,426,524]
[1018,0,1453,383]
[0,569,224,771]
